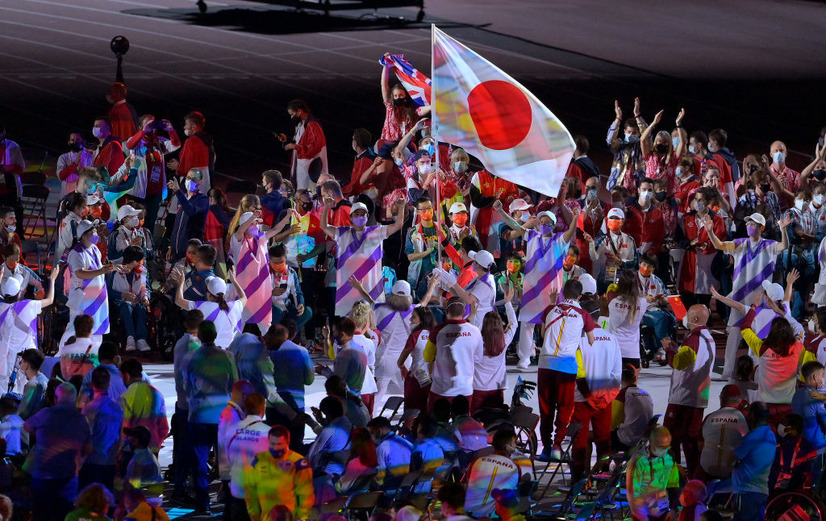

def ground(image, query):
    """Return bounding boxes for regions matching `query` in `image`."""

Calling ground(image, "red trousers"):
[470,389,505,414]
[362,393,375,416]
[403,373,430,413]
[427,392,456,412]
[663,403,703,477]
[537,368,576,449]
[570,401,612,481]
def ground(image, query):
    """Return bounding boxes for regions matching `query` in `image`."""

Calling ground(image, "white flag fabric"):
[432,26,575,197]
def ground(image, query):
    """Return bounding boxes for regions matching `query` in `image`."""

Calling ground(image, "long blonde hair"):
[227,194,261,241]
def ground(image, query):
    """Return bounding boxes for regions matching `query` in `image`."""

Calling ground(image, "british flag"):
[379,54,431,106]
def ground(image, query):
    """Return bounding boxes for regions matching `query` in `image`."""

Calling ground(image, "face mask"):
[777,424,787,438]
[419,210,434,222]
[672,137,680,149]
[688,145,697,155]
[248,225,264,238]
[747,224,762,237]
[519,212,529,223]
[88,233,99,245]
[423,144,436,156]
[186,253,196,265]
[271,262,286,272]
[452,213,468,227]
[301,201,313,212]
[134,260,145,274]
[708,143,717,153]
[92,127,103,139]
[759,183,771,194]
[694,201,706,213]
[650,447,669,458]
[682,315,691,329]
[815,170,826,181]
[539,224,553,235]
[352,215,368,227]
[69,142,84,152]
[124,216,139,228]
[90,206,102,219]
[6,261,18,271]
[795,199,806,211]
[624,132,633,142]
[186,179,199,192]
[815,194,825,206]
[639,190,652,203]
[442,261,453,272]
[654,144,668,154]
[676,166,684,177]
[773,151,786,164]
[563,255,576,269]
[394,157,404,167]
[586,188,597,201]
[655,191,667,202]
[607,220,622,232]
[5,224,15,233]
[418,164,431,176]
[454,161,467,174]
[393,97,406,107]
[269,449,285,459]
[290,116,301,126]
[506,261,520,274]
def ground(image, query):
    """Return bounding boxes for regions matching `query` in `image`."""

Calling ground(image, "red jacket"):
[294,120,326,160]
[93,138,125,178]
[177,132,212,177]
[342,154,375,197]
[628,204,666,254]
[678,211,726,293]
[107,101,137,142]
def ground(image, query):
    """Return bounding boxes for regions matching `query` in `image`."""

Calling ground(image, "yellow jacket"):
[244,449,314,521]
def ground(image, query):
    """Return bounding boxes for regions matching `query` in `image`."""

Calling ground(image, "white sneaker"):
[137,339,151,352]
[125,336,136,351]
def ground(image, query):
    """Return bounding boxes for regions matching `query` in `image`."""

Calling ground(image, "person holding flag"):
[380,54,422,141]
[493,200,580,370]
[320,197,405,317]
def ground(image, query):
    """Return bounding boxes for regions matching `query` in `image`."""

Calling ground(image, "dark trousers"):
[230,495,252,521]
[31,476,77,521]
[173,404,195,495]
[190,422,219,511]
[537,368,576,449]
[571,401,612,481]
[266,405,305,455]
[470,389,505,414]
[663,403,704,477]
[78,463,115,492]
[734,492,767,521]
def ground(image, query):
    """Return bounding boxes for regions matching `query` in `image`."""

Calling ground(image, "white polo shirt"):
[541,299,595,374]
[424,319,482,397]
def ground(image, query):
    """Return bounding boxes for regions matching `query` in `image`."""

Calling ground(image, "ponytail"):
[216,293,229,312]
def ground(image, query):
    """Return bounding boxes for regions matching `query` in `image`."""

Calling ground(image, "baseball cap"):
[239,211,262,227]
[747,213,766,227]
[124,426,152,448]
[117,204,141,222]
[0,276,21,298]
[351,202,369,215]
[607,208,625,219]
[761,280,783,302]
[206,276,228,296]
[86,194,100,206]
[579,274,597,295]
[449,202,468,215]
[391,280,411,297]
[412,149,431,162]
[509,198,532,213]
[537,210,557,224]
[468,250,495,271]
[75,219,99,237]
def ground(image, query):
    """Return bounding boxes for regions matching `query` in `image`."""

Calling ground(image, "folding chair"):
[21,239,43,274]
[534,478,587,518]
[20,171,46,186]
[534,422,581,499]
[343,491,383,521]
[378,396,404,422]
[20,184,50,239]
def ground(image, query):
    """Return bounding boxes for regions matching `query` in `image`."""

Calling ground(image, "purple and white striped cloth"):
[335,225,389,316]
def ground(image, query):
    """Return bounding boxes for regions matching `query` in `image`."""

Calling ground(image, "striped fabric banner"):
[727,237,778,327]
[335,226,386,316]
[235,236,272,335]
[519,230,569,324]
[72,246,110,335]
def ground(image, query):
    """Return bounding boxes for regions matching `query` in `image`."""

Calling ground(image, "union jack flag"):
[379,54,431,106]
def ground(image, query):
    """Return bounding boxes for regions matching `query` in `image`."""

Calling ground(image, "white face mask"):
[417,164,431,176]
[92,127,103,139]
[184,128,193,137]
[814,194,825,206]
[795,199,806,211]
[454,161,467,174]
[682,315,691,329]
[650,446,669,458]
[777,424,787,437]
[5,224,14,233]
[688,145,697,155]
[639,190,652,203]
[124,216,139,228]
[773,151,786,164]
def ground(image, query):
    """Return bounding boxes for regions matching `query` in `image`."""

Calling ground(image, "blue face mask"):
[539,224,553,235]
[676,166,684,177]
[424,144,435,156]
[269,449,285,459]
[672,137,679,149]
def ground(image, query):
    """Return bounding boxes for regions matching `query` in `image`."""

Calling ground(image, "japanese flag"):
[432,26,575,197]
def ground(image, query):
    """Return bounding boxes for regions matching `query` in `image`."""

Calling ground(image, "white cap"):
[76,219,99,237]
[351,202,369,215]
[469,250,495,271]
[117,204,141,222]
[747,213,766,227]
[391,280,411,297]
[449,202,468,215]
[0,276,21,298]
[509,198,532,213]
[579,274,597,295]
[607,208,625,219]
[206,276,228,296]
[86,194,100,206]
[537,210,557,224]
[761,280,784,302]
[239,211,263,227]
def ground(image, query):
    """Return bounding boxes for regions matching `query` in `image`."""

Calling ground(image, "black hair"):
[198,320,218,344]
[91,366,111,391]
[269,243,287,259]
[450,395,470,416]
[120,358,143,379]
[562,278,583,300]
[98,342,118,362]
[319,396,344,419]
[20,348,44,370]
[802,361,825,381]
[122,245,145,265]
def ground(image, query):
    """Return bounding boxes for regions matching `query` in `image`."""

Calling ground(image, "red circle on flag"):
[467,80,532,150]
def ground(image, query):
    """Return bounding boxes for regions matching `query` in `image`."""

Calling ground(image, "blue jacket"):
[732,424,776,495]
[792,385,826,451]
[171,190,209,259]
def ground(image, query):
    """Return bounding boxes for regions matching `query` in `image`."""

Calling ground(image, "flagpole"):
[431,24,442,270]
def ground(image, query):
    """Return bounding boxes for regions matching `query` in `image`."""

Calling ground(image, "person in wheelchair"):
[464,428,528,518]
[160,238,201,294]
[0,243,43,299]
[107,245,150,352]
[268,244,312,334]
[638,253,676,361]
